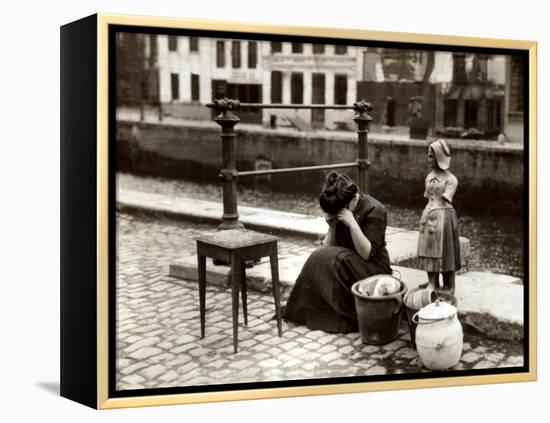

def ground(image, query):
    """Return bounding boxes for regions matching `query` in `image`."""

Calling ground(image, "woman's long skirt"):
[417,208,461,273]
[282,246,391,333]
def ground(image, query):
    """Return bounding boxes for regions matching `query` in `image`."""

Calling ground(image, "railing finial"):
[353,100,373,116]
[207,98,241,118]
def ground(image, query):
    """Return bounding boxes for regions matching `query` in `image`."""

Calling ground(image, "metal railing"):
[206,98,374,229]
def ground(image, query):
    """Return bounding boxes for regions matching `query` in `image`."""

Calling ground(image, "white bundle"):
[372,276,401,297]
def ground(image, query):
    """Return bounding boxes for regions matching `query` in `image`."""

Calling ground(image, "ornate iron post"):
[353,101,373,194]
[210,98,244,229]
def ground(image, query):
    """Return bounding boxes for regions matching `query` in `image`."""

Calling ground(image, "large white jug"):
[413,299,463,370]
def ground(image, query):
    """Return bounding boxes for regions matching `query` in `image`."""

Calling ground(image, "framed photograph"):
[60,13,537,409]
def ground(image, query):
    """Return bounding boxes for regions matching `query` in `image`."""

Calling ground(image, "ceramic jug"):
[412,299,463,370]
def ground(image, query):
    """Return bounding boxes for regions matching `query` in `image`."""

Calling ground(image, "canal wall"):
[116,120,525,214]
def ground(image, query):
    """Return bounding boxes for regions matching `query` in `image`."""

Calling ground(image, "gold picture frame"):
[60,13,537,409]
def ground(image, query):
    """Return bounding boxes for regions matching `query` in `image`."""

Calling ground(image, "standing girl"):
[417,139,461,294]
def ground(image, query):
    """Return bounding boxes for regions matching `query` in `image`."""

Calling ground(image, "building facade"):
[117,33,522,141]
[150,35,362,129]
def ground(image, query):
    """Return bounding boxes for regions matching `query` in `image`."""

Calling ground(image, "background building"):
[116,33,523,142]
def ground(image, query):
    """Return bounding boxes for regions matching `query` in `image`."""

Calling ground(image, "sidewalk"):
[117,188,471,266]
[115,212,523,391]
[117,189,523,341]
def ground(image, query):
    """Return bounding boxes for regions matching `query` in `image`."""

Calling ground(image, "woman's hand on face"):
[337,208,357,228]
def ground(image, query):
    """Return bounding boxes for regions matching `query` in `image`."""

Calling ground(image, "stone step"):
[118,189,470,269]
[169,254,522,341]
[169,253,309,299]
[393,266,523,342]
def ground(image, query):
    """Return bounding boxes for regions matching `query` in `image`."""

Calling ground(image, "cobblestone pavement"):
[116,212,524,391]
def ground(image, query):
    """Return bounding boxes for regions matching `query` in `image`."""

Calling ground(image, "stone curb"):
[169,255,523,342]
[117,189,470,269]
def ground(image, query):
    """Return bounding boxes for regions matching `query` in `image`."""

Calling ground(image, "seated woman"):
[282,171,392,333]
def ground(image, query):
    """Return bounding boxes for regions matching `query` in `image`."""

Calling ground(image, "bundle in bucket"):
[351,275,407,345]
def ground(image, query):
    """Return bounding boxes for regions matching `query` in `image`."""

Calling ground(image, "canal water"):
[117,173,525,280]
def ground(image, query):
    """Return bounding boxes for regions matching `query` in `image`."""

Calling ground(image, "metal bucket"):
[351,275,407,345]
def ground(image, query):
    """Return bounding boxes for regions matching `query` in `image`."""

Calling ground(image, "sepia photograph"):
[112,28,528,394]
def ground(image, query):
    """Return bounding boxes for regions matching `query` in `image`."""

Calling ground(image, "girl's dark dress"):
[282,194,392,333]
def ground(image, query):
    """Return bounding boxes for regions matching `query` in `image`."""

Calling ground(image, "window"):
[464,99,479,129]
[168,35,178,51]
[312,73,326,125]
[487,99,502,132]
[313,44,325,54]
[311,73,325,104]
[191,74,200,101]
[170,73,179,100]
[189,37,199,52]
[271,71,282,104]
[444,99,458,127]
[292,43,303,53]
[291,72,304,104]
[232,41,241,68]
[385,97,396,127]
[335,45,347,55]
[212,80,227,103]
[248,41,257,69]
[216,41,225,68]
[452,53,467,83]
[271,42,282,53]
[334,74,347,105]
[509,56,524,113]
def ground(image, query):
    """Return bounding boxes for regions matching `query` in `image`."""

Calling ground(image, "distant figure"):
[282,172,392,333]
[417,139,461,294]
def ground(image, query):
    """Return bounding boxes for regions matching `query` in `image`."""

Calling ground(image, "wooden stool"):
[196,229,283,353]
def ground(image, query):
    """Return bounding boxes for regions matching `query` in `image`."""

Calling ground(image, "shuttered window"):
[313,44,325,54]
[291,72,304,104]
[292,43,303,53]
[216,41,225,68]
[170,73,179,100]
[189,37,199,52]
[191,74,200,101]
[168,35,178,51]
[248,41,257,68]
[232,41,241,68]
[271,71,282,104]
[334,74,347,105]
[335,45,347,55]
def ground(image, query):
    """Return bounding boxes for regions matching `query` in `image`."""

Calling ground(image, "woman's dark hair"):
[319,171,358,214]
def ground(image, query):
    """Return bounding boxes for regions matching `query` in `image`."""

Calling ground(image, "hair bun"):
[326,171,338,184]
[319,171,359,214]
[323,171,339,195]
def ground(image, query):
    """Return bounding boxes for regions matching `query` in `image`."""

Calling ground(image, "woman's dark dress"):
[282,194,392,333]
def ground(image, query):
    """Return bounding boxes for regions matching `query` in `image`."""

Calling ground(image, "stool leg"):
[198,254,206,339]
[240,261,248,326]
[231,255,241,353]
[269,251,283,337]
